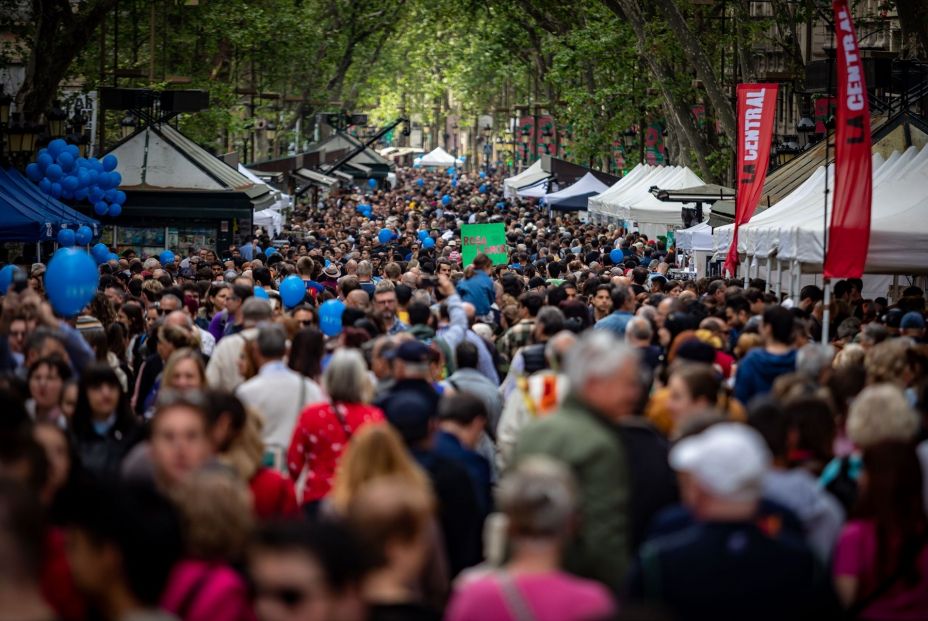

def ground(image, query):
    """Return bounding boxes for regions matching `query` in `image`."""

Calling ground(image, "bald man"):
[345,289,371,311]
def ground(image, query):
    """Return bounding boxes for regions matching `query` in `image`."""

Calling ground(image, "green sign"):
[461,223,508,267]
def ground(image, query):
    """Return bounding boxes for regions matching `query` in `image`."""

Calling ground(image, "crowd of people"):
[0,166,927,621]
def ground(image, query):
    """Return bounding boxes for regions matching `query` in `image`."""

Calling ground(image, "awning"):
[294,168,339,187]
[651,184,734,203]
[0,168,100,242]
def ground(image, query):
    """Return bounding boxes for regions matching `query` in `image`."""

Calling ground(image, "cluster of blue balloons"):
[417,230,429,242]
[44,248,99,316]
[90,243,117,264]
[378,228,396,244]
[441,195,452,207]
[56,224,94,247]
[26,140,125,217]
[319,299,345,337]
[610,248,625,264]
[356,203,373,218]
[279,275,306,309]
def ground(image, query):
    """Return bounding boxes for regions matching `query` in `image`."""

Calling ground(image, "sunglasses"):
[253,584,312,608]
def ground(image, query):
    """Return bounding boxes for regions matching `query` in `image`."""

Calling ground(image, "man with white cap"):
[626,423,838,619]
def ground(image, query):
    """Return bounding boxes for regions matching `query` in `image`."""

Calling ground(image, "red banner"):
[825,0,872,279]
[724,83,778,277]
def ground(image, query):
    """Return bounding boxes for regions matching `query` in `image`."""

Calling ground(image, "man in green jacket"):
[513,329,641,593]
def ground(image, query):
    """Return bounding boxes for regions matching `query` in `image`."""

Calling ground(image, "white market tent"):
[588,164,705,237]
[503,160,550,198]
[239,164,287,237]
[543,172,611,211]
[418,146,463,167]
[713,143,928,286]
[676,221,713,252]
[517,177,548,198]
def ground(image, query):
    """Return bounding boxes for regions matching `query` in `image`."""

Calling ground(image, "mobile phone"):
[12,269,27,293]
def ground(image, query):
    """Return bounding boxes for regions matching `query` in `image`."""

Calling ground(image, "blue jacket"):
[434,430,492,517]
[734,348,797,405]
[456,271,495,316]
[595,310,634,337]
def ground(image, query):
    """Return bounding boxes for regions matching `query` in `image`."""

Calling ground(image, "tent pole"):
[765,256,772,292]
[36,242,41,263]
[822,278,832,344]
[743,253,751,288]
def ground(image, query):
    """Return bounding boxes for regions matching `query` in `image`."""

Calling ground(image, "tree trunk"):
[650,0,737,143]
[895,0,928,59]
[603,0,715,181]
[18,0,119,121]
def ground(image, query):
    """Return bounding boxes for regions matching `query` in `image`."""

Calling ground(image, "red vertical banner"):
[724,84,778,277]
[825,0,872,279]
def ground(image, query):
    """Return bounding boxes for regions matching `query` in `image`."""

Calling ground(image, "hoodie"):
[734,348,796,405]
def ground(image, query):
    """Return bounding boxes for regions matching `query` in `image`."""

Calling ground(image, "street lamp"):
[120,113,137,139]
[45,100,67,138]
[5,113,42,162]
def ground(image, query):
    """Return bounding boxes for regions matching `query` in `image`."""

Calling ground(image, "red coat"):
[287,402,384,503]
[249,468,299,519]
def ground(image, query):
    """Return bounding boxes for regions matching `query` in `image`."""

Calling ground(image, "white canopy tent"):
[239,164,288,237]
[503,160,550,198]
[588,165,705,237]
[418,147,463,167]
[543,172,612,211]
[587,163,652,217]
[676,221,713,252]
[517,177,548,198]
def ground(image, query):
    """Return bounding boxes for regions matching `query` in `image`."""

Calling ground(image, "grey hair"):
[847,383,919,448]
[545,331,577,370]
[625,317,653,343]
[565,330,637,392]
[796,343,835,379]
[495,456,577,539]
[323,348,372,404]
[357,260,373,276]
[256,324,287,358]
[242,298,273,323]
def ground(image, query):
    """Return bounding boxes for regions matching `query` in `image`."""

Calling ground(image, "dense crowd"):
[0,167,927,621]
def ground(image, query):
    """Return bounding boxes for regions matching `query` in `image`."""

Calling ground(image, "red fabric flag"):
[724,84,778,277]
[825,0,872,278]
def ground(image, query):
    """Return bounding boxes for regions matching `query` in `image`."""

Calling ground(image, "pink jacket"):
[162,559,255,621]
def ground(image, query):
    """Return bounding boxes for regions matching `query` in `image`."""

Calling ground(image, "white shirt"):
[235,361,325,450]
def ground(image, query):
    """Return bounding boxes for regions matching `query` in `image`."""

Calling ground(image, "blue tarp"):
[0,168,99,242]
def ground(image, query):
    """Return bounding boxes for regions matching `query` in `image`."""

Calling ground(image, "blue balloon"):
[74,188,89,201]
[26,163,42,182]
[102,154,118,172]
[479,183,487,193]
[253,286,269,300]
[57,151,75,171]
[416,178,424,187]
[479,171,487,179]
[107,253,119,262]
[36,152,53,171]
[90,158,103,172]
[107,203,122,217]
[66,144,80,159]
[44,248,99,317]
[49,183,62,198]
[418,230,429,241]
[160,250,175,266]
[0,265,23,294]
[38,178,52,194]
[610,248,624,264]
[76,225,93,245]
[114,190,127,205]
[93,201,108,216]
[447,166,455,175]
[89,187,104,203]
[318,299,346,337]
[451,179,457,188]
[368,178,377,189]
[104,189,117,203]
[109,171,122,187]
[62,175,79,192]
[422,237,435,249]
[45,163,63,181]
[378,228,394,245]
[61,188,73,200]
[87,169,99,186]
[47,138,67,156]
[265,246,276,257]
[91,243,109,260]
[57,229,75,247]
[279,275,305,308]
[441,195,451,207]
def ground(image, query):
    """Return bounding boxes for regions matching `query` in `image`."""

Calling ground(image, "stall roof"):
[652,183,734,203]
[0,168,100,242]
[545,172,611,211]
[294,168,339,187]
[107,123,275,211]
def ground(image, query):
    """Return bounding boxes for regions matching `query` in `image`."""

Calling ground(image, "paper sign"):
[461,223,508,266]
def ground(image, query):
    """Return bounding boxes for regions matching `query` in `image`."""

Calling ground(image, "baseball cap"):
[670,423,771,501]
[901,311,925,330]
[385,340,431,364]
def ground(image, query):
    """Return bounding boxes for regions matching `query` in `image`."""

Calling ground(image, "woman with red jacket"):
[287,348,384,512]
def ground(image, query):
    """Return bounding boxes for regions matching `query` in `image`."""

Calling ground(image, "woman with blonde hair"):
[162,348,207,391]
[161,469,254,621]
[288,349,385,513]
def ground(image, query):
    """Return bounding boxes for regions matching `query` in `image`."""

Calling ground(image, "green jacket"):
[512,392,630,592]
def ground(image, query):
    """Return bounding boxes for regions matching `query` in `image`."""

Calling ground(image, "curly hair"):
[865,339,911,386]
[847,383,919,448]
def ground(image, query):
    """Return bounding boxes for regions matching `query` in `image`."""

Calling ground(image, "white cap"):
[669,423,771,501]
